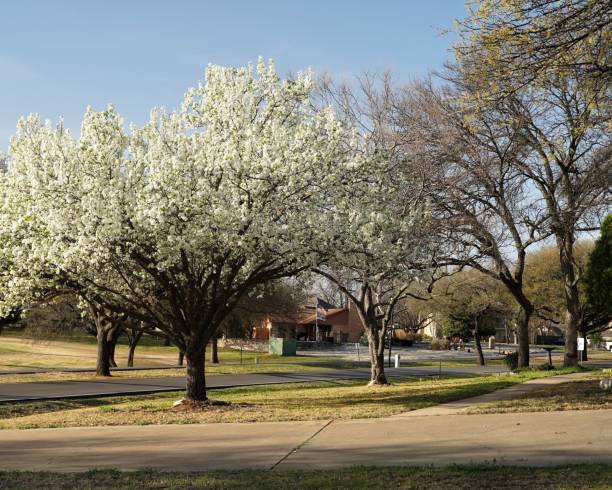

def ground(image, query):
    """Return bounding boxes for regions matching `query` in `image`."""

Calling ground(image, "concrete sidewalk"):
[279,409,612,469]
[0,409,610,471]
[0,365,507,403]
[0,420,327,471]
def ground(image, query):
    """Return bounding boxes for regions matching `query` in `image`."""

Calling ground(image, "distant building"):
[251,302,364,343]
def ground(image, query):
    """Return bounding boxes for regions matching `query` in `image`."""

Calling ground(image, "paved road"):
[0,365,186,376]
[0,409,610,471]
[0,365,507,403]
[298,343,562,362]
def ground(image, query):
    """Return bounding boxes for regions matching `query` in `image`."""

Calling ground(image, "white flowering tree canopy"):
[317,143,431,293]
[311,138,432,384]
[0,59,353,361]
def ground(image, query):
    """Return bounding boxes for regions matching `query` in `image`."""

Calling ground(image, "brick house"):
[252,302,365,343]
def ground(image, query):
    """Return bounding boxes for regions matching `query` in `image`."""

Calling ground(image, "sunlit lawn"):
[467,372,612,414]
[0,370,580,430]
[0,333,358,383]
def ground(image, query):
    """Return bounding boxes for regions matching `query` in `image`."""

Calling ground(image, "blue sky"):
[0,1,468,151]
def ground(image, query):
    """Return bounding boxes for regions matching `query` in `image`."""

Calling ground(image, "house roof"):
[263,306,349,326]
[297,308,347,325]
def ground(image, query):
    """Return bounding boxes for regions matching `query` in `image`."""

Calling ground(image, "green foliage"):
[584,215,612,320]
[428,269,514,339]
[441,316,496,340]
[455,0,611,100]
[440,318,468,339]
[524,242,593,323]
[2,465,612,490]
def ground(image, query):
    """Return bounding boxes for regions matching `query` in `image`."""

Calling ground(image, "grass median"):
[0,464,611,489]
[0,369,581,429]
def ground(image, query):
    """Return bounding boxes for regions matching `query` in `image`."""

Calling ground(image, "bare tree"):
[455,0,612,98]
[311,275,349,308]
[500,70,611,366]
[396,79,550,367]
[454,1,612,366]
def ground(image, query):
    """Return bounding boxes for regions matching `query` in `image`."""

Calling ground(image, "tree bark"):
[563,290,581,366]
[367,329,388,385]
[185,347,206,401]
[557,236,581,367]
[127,331,143,368]
[516,305,532,368]
[108,347,117,367]
[96,328,112,377]
[210,337,219,364]
[178,350,185,366]
[473,317,485,366]
[578,327,588,362]
[108,331,119,368]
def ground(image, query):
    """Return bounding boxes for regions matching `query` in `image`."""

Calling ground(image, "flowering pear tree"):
[0,108,140,376]
[1,59,351,402]
[314,75,434,385]
[314,151,432,385]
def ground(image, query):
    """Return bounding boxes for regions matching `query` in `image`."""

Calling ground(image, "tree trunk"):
[185,347,206,401]
[516,305,531,368]
[127,343,136,368]
[578,327,588,362]
[367,329,388,385]
[210,337,219,364]
[107,326,122,368]
[96,328,112,377]
[473,317,485,366]
[563,290,581,366]
[557,237,580,367]
[178,350,185,366]
[127,331,142,368]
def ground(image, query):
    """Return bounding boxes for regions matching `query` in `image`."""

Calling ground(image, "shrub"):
[401,332,422,342]
[429,338,450,351]
[503,351,519,371]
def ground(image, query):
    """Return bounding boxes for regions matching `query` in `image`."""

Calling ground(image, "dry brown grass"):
[0,335,354,383]
[467,373,612,414]
[0,371,564,430]
[0,335,179,370]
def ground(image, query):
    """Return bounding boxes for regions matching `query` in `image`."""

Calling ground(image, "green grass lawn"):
[1,464,610,489]
[0,369,581,429]
[0,334,360,382]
